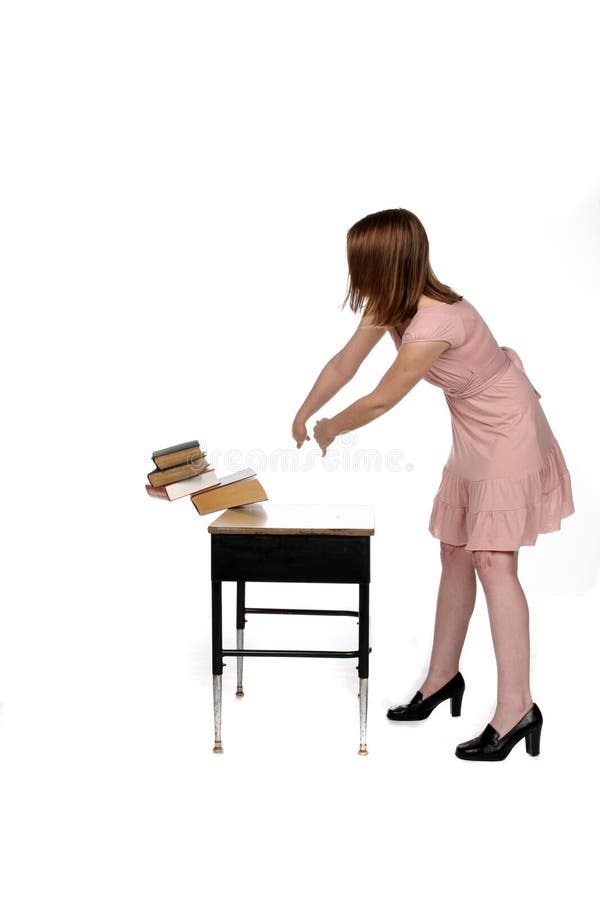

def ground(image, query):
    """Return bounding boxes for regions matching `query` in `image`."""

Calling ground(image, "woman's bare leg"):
[471,549,534,738]
[418,541,477,698]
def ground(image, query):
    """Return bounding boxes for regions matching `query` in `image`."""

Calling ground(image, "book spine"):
[153,448,207,471]
[152,439,200,460]
[148,457,209,487]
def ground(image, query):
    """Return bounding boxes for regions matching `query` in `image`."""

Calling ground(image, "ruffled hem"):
[428,438,575,551]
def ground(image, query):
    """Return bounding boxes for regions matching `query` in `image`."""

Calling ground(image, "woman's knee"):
[471,549,517,578]
[440,540,472,567]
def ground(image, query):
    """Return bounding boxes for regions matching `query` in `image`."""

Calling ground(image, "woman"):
[291,208,575,762]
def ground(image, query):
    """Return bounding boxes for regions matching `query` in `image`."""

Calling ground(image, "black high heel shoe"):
[387,671,465,721]
[455,703,543,761]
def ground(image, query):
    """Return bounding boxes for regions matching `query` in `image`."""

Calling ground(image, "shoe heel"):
[450,689,464,717]
[525,725,541,756]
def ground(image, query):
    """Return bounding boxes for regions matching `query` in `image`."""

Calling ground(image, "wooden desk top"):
[207,502,375,535]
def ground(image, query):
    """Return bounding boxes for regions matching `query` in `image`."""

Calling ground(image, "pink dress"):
[386,297,575,551]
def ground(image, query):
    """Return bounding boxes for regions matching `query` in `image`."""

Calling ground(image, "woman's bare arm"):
[294,358,351,425]
[327,339,450,436]
[294,313,387,423]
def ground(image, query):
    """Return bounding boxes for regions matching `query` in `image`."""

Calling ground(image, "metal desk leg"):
[236,581,246,696]
[212,580,224,753]
[358,582,369,756]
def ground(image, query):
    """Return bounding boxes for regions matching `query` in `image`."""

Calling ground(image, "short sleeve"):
[401,313,464,350]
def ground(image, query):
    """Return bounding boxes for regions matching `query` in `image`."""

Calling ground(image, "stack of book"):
[145,439,216,498]
[145,439,268,515]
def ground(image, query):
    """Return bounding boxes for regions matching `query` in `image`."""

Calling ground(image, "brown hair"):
[341,208,464,327]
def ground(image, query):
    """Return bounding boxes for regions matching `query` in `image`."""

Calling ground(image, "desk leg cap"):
[236,688,244,696]
[213,742,224,753]
[358,744,368,756]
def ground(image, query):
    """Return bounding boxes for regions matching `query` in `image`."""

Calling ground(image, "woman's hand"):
[292,414,311,448]
[313,418,336,457]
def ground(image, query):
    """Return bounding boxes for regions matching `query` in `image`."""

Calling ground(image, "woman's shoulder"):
[403,298,469,349]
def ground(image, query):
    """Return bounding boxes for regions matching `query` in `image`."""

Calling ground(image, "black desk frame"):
[210,532,371,755]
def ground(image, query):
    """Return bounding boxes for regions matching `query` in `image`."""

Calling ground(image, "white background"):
[1,1,598,898]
